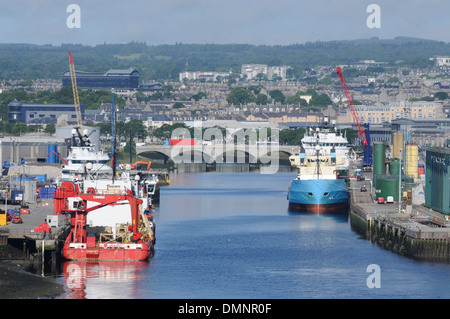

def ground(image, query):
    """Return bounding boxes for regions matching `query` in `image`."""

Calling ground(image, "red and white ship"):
[54,180,155,261]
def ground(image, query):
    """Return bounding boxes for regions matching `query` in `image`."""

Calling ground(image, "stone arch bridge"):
[136,144,298,164]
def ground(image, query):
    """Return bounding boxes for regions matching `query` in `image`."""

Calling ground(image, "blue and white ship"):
[288,124,350,214]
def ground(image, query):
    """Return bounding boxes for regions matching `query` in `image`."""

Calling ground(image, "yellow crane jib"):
[68,51,83,133]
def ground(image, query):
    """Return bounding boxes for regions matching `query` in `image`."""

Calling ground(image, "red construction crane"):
[336,67,368,146]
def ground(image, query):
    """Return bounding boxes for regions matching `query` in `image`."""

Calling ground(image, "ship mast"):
[314,129,321,179]
[315,144,321,179]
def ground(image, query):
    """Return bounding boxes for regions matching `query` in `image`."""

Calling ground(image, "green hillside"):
[0,37,448,81]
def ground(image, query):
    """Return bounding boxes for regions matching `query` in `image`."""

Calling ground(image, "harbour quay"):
[349,178,450,262]
[0,200,70,273]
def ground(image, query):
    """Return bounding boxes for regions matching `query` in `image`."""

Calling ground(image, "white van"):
[386,196,394,204]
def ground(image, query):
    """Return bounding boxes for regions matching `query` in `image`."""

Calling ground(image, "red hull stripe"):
[63,242,153,261]
[289,202,349,215]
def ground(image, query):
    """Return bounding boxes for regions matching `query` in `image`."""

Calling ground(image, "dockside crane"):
[336,67,373,169]
[68,51,84,139]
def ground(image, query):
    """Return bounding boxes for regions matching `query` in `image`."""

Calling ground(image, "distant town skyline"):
[1,0,450,46]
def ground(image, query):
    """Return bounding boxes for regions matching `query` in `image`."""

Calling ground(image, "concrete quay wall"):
[350,200,450,262]
[0,201,69,273]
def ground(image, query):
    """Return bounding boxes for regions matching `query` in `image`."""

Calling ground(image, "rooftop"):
[62,69,139,77]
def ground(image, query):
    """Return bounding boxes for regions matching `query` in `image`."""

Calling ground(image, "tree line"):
[95,119,148,141]
[0,37,447,81]
[226,87,332,107]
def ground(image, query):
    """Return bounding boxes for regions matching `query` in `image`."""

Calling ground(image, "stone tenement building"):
[337,101,445,124]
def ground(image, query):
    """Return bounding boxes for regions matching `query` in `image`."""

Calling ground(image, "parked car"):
[378,197,385,204]
[355,169,364,181]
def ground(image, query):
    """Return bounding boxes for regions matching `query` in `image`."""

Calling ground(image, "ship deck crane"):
[53,180,155,261]
[336,67,373,168]
[68,51,84,136]
[54,181,146,245]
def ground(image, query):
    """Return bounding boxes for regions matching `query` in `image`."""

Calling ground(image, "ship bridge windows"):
[307,158,329,163]
[70,160,109,165]
[306,142,346,147]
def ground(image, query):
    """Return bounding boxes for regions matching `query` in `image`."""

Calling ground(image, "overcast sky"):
[1,0,449,45]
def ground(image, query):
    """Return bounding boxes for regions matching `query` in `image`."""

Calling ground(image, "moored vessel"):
[54,126,157,261]
[54,180,155,261]
[288,124,350,214]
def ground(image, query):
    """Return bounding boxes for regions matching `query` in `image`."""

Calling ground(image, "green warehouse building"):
[425,147,450,215]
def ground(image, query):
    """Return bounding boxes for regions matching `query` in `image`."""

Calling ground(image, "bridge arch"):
[171,149,214,164]
[138,150,171,164]
[213,149,257,164]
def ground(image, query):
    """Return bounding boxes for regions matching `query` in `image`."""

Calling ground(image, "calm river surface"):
[56,171,450,299]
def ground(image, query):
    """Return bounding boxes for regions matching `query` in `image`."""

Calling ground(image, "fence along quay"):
[349,179,450,262]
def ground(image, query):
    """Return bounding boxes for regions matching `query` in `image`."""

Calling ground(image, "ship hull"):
[288,179,349,215]
[63,240,154,261]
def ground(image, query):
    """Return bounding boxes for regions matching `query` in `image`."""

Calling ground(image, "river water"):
[56,170,450,299]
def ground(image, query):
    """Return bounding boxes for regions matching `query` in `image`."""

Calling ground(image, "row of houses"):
[8,98,449,127]
[5,98,450,150]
